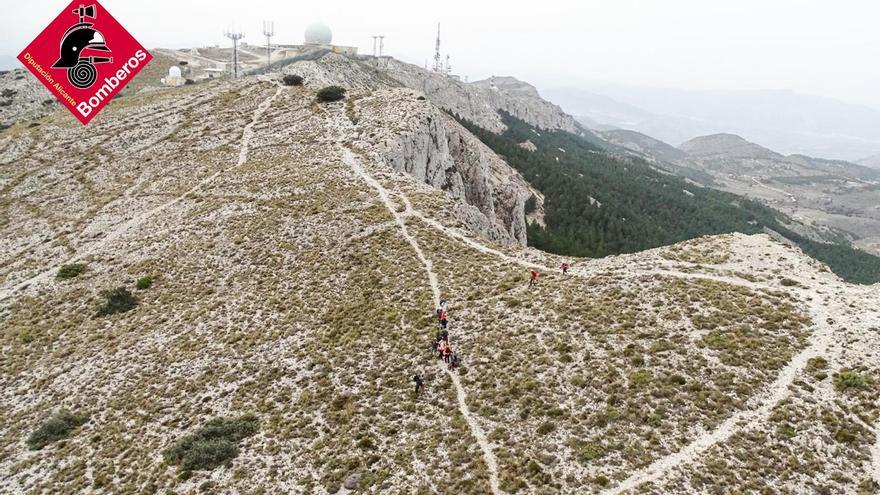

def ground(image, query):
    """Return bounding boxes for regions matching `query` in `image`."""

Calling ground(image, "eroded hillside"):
[1,73,878,495]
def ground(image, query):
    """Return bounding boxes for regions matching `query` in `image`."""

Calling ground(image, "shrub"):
[1,89,16,98]
[96,287,138,317]
[282,74,304,86]
[536,422,556,435]
[27,410,89,450]
[136,276,153,290]
[57,263,86,279]
[780,278,800,287]
[834,428,856,443]
[164,414,258,474]
[317,85,346,102]
[578,443,605,462]
[629,370,653,386]
[524,195,537,215]
[833,370,867,391]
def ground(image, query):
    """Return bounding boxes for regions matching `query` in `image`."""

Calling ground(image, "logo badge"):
[17,1,152,125]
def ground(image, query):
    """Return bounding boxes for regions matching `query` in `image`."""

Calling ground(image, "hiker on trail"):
[440,329,449,342]
[449,353,461,371]
[436,300,446,320]
[440,310,448,329]
[438,342,447,360]
[443,346,453,363]
[414,374,424,394]
[529,269,539,287]
[561,262,569,276]
[431,340,440,355]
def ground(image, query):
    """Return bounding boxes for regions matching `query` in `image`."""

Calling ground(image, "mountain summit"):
[1,51,878,494]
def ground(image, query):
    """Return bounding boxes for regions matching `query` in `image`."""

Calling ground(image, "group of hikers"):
[530,262,570,287]
[413,262,572,395]
[413,298,459,395]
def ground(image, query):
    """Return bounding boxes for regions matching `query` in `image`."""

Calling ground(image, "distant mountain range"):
[542,84,880,163]
[597,129,880,257]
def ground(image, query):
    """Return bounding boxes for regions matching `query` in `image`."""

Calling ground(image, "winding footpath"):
[0,80,283,305]
[398,202,879,493]
[342,148,505,495]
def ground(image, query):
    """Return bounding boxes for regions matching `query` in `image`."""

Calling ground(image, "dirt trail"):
[391,208,873,494]
[0,80,283,304]
[604,276,852,494]
[401,197,554,272]
[342,148,505,495]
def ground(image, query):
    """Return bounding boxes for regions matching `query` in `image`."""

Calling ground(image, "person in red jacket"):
[443,345,453,363]
[529,269,539,287]
[561,262,569,276]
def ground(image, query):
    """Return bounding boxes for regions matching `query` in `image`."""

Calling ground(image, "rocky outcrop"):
[381,58,579,135]
[354,88,542,246]
[0,69,56,127]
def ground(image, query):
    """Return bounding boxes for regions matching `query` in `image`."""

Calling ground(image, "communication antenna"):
[262,21,275,65]
[372,36,378,57]
[224,30,245,78]
[379,35,385,57]
[432,23,442,72]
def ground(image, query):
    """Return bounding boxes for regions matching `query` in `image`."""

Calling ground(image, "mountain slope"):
[1,55,879,495]
[459,113,880,284]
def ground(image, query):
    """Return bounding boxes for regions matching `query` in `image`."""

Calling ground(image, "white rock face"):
[0,69,55,126]
[355,88,542,246]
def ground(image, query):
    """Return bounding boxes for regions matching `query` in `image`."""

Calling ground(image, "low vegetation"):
[282,74,304,86]
[163,414,259,476]
[136,276,153,290]
[317,86,346,102]
[56,263,86,279]
[26,410,89,450]
[95,287,138,317]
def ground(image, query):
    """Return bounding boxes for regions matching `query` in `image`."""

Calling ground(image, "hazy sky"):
[4,0,879,109]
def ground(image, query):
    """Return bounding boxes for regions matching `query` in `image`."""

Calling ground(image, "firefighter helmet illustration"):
[51,4,113,89]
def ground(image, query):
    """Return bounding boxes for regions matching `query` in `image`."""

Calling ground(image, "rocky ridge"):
[0,53,877,495]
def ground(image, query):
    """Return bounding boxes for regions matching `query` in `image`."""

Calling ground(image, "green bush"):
[524,195,537,215]
[164,414,258,474]
[282,74,304,86]
[96,287,138,317]
[578,443,605,462]
[57,263,86,279]
[27,410,89,450]
[317,85,346,102]
[136,276,153,290]
[833,370,868,391]
[536,422,556,435]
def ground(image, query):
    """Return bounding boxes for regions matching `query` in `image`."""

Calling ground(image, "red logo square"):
[17,1,152,125]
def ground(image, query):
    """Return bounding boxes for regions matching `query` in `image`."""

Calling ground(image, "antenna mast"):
[262,21,275,65]
[433,23,442,72]
[379,35,385,57]
[224,30,245,78]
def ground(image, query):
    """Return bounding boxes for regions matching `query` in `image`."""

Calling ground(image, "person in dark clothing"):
[443,346,453,364]
[448,353,461,370]
[414,374,424,394]
[440,329,449,342]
